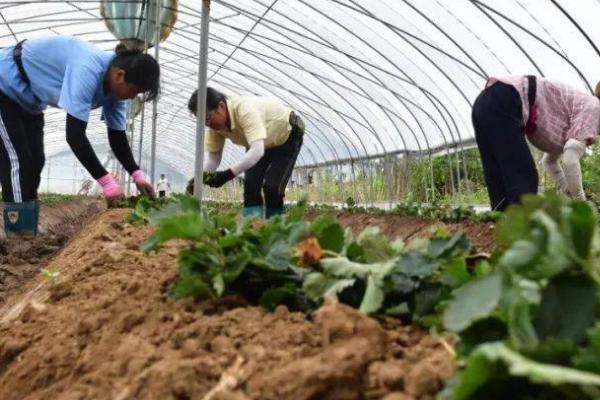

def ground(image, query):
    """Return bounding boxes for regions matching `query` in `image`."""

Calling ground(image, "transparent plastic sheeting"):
[1,0,600,177]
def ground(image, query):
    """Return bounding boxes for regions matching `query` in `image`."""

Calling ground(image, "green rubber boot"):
[242,206,264,219]
[265,208,284,219]
[3,200,39,236]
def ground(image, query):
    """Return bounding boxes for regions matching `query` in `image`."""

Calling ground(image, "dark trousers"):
[0,91,45,203]
[472,82,538,211]
[244,130,303,210]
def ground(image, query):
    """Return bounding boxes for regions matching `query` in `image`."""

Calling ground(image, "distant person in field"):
[156,174,171,198]
[186,87,304,218]
[472,75,600,211]
[0,36,159,236]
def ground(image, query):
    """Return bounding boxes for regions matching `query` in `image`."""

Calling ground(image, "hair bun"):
[115,41,143,56]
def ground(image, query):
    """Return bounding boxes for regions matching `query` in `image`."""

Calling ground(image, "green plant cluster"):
[312,199,501,223]
[140,197,474,322]
[440,195,600,400]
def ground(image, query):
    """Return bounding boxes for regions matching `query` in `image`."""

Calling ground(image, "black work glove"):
[205,169,235,188]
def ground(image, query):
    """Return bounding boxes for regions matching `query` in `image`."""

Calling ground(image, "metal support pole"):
[150,0,161,185]
[193,0,211,204]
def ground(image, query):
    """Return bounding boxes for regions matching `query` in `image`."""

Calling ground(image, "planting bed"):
[0,206,498,400]
[0,199,104,304]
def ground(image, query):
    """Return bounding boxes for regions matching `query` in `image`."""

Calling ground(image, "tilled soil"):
[0,209,457,400]
[0,199,104,304]
[311,212,496,254]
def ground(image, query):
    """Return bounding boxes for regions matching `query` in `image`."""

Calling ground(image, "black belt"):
[525,75,537,135]
[13,40,30,85]
[526,75,536,108]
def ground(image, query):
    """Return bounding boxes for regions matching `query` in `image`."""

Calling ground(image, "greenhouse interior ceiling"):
[1,0,600,197]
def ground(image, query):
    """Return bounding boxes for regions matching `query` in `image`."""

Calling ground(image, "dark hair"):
[187,87,227,115]
[111,43,160,101]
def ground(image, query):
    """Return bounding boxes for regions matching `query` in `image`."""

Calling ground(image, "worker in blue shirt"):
[0,36,160,236]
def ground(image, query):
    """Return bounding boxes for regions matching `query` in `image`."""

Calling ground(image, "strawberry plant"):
[140,196,475,318]
[441,194,600,399]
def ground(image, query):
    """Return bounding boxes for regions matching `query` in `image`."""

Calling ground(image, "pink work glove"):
[97,173,124,205]
[132,170,155,198]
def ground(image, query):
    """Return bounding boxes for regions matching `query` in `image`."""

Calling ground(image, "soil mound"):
[0,209,456,400]
[0,199,104,304]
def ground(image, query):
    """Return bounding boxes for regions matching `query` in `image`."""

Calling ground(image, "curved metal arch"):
[211,1,390,159]
[210,77,333,173]
[213,0,439,199]
[549,0,600,59]
[472,0,592,92]
[163,28,371,163]
[291,0,464,197]
[154,25,365,165]
[159,46,365,166]
[150,48,357,172]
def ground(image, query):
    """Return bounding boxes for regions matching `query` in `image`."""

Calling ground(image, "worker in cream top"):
[187,87,304,218]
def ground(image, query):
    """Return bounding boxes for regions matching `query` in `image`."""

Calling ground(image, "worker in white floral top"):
[472,75,600,211]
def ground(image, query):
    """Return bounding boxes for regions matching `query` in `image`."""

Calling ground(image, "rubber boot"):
[3,200,39,236]
[242,206,264,219]
[265,208,284,219]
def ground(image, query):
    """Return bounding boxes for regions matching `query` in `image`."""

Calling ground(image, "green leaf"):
[359,274,385,314]
[258,284,299,310]
[147,202,184,225]
[447,342,600,400]
[310,215,345,252]
[507,298,539,349]
[285,200,307,223]
[428,232,470,259]
[443,348,500,400]
[170,275,212,299]
[396,252,440,278]
[474,342,600,386]
[356,226,400,262]
[439,258,472,288]
[345,241,365,261]
[573,323,600,373]
[443,272,503,332]
[566,201,597,261]
[456,318,508,356]
[414,284,443,317]
[324,256,396,279]
[302,273,356,303]
[534,274,598,343]
[385,303,410,316]
[498,240,539,270]
[142,212,212,252]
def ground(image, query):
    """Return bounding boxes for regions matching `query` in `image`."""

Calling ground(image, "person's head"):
[160,174,165,179]
[595,81,600,99]
[106,43,160,101]
[187,87,229,130]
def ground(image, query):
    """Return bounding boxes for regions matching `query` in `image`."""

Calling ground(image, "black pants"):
[472,82,538,211]
[0,91,45,203]
[158,190,166,198]
[244,129,303,210]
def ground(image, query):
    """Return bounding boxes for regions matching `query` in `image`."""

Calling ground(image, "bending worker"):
[0,36,159,236]
[187,87,304,218]
[472,75,599,211]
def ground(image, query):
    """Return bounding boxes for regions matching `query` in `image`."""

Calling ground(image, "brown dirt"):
[0,209,457,400]
[310,212,496,254]
[0,199,104,304]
